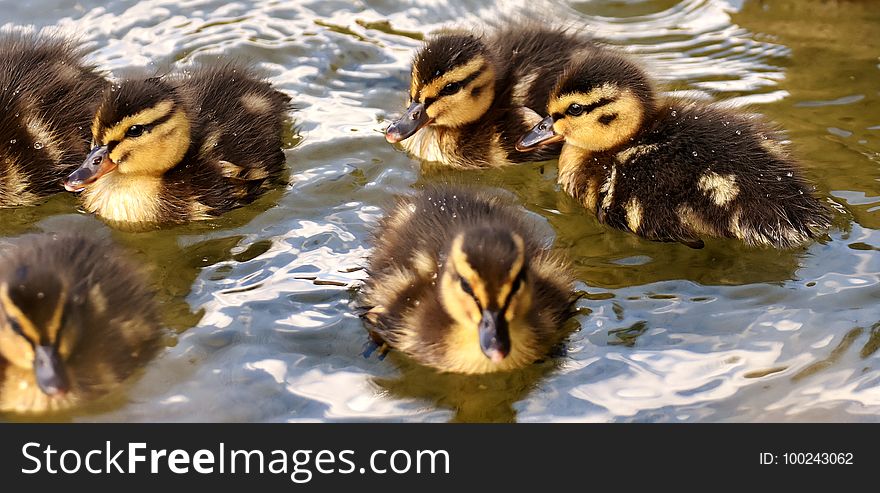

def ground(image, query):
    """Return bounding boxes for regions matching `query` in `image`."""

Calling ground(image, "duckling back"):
[523,49,831,248]
[177,63,290,202]
[597,103,831,248]
[361,185,575,374]
[0,233,161,413]
[0,31,107,207]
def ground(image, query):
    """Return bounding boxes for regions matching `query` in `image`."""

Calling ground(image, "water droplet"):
[33,142,43,150]
[9,139,16,144]
[692,151,698,157]
[786,172,793,177]
[776,176,782,181]
[735,130,742,135]
[670,110,677,117]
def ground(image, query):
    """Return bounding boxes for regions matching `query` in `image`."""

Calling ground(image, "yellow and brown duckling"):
[0,31,107,207]
[517,50,831,248]
[385,24,597,168]
[62,63,290,226]
[359,185,575,374]
[0,233,161,413]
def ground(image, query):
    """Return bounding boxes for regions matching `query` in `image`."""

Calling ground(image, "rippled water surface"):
[2,0,879,422]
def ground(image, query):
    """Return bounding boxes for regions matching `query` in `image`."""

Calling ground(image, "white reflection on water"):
[2,0,878,422]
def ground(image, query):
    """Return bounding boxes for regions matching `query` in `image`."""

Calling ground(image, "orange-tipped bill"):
[385,101,432,143]
[516,115,563,151]
[63,145,117,192]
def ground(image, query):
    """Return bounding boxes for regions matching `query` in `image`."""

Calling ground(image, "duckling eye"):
[566,104,584,117]
[439,81,462,96]
[125,125,145,138]
[459,277,475,298]
[7,317,25,338]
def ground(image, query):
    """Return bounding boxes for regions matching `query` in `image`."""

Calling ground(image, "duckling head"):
[517,53,654,153]
[439,226,531,365]
[0,266,88,400]
[64,78,191,191]
[385,34,496,143]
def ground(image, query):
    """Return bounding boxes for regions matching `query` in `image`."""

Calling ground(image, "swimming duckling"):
[0,233,161,413]
[0,31,107,207]
[517,50,831,248]
[359,185,575,374]
[62,63,290,226]
[385,24,597,168]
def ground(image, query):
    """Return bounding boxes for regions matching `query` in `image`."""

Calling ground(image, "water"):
[1,0,878,422]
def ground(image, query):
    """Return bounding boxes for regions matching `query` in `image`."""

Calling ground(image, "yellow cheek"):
[553,119,569,137]
[440,274,481,326]
[425,100,447,120]
[0,328,35,370]
[506,289,532,321]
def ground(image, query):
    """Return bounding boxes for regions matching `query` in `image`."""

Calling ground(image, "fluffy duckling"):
[385,24,597,168]
[0,233,161,413]
[0,31,107,207]
[517,50,831,248]
[63,63,290,226]
[359,185,575,374]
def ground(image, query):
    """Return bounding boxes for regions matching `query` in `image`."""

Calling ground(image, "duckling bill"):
[0,233,161,413]
[386,24,598,168]
[518,50,831,248]
[62,63,291,226]
[360,185,576,374]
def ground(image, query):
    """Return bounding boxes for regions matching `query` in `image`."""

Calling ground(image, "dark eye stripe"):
[501,270,526,313]
[583,97,616,114]
[108,107,177,144]
[8,317,25,337]
[558,96,618,119]
[459,277,482,310]
[424,69,484,106]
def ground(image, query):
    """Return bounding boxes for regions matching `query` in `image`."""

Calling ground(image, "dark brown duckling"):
[0,31,107,207]
[385,24,598,168]
[0,233,161,413]
[63,63,290,226]
[518,49,831,248]
[359,185,576,374]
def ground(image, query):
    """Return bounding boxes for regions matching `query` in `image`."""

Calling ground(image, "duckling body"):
[360,185,575,374]
[0,233,160,413]
[0,32,107,207]
[63,63,290,226]
[518,51,830,248]
[385,24,597,168]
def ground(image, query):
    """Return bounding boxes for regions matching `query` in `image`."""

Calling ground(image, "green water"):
[1,0,879,422]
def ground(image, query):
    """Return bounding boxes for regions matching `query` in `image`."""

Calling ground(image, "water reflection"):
[0,0,878,422]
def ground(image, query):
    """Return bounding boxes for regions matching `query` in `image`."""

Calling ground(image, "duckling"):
[517,50,831,248]
[62,63,290,226]
[385,24,598,168]
[359,185,575,374]
[0,233,161,413]
[0,31,107,208]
